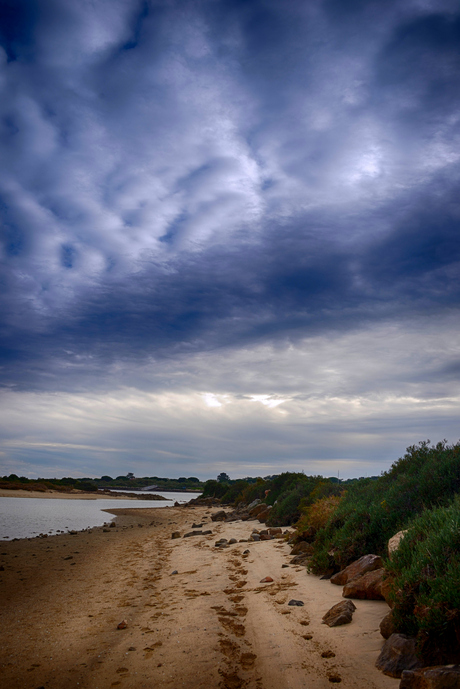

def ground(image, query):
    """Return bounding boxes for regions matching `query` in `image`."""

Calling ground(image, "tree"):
[217,472,230,483]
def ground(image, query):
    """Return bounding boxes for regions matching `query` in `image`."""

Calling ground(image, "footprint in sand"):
[240,652,257,670]
[321,650,336,658]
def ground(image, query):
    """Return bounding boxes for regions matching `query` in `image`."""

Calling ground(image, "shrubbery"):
[308,440,460,573]
[386,498,460,664]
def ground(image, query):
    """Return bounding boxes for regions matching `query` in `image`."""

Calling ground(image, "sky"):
[0,0,459,481]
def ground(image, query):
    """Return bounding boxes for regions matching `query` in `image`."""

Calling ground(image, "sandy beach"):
[0,504,399,689]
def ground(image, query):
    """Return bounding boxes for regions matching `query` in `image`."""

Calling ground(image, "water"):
[0,491,200,541]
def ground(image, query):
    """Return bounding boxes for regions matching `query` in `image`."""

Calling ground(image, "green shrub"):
[386,497,460,664]
[308,441,460,574]
[266,474,326,526]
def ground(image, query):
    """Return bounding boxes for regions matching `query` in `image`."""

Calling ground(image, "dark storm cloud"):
[0,0,460,393]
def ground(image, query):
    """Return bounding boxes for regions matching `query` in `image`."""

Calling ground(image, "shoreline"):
[0,504,398,689]
[0,488,170,500]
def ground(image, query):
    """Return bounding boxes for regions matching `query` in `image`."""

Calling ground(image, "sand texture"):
[0,505,399,689]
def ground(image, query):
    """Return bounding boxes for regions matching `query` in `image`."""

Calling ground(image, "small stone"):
[171,531,181,539]
[110,522,116,528]
[243,549,250,554]
[117,620,128,629]
[192,523,203,528]
[260,576,274,583]
[171,570,178,575]
[282,564,289,568]
[288,599,304,606]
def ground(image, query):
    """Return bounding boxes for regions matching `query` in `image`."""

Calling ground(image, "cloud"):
[0,1,459,476]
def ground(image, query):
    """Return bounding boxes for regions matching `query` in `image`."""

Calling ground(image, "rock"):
[380,611,397,639]
[202,530,213,535]
[288,599,304,606]
[322,600,357,627]
[171,531,181,539]
[239,539,248,542]
[117,620,128,629]
[258,506,273,523]
[192,523,203,528]
[381,575,395,607]
[249,534,260,541]
[388,530,408,559]
[282,564,289,568]
[291,541,314,556]
[247,499,261,510]
[171,570,178,575]
[228,538,237,544]
[375,634,423,678]
[110,522,116,528]
[211,510,227,522]
[260,534,273,541]
[249,503,267,517]
[330,554,384,586]
[269,527,282,536]
[183,531,203,537]
[243,549,250,554]
[400,665,460,689]
[260,576,274,583]
[290,553,310,565]
[215,538,228,546]
[343,568,385,600]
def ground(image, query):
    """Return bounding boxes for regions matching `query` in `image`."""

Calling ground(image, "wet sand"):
[0,505,399,689]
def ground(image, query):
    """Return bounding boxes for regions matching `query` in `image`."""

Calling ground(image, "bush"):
[308,441,460,574]
[266,474,326,526]
[296,493,343,534]
[386,497,460,664]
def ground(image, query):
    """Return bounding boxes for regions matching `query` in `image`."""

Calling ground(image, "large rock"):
[258,506,273,523]
[330,554,384,586]
[211,510,227,522]
[343,568,385,600]
[380,610,397,639]
[249,503,267,517]
[375,634,423,678]
[290,553,311,565]
[291,541,313,556]
[322,600,357,627]
[247,499,261,510]
[400,665,460,689]
[388,530,408,559]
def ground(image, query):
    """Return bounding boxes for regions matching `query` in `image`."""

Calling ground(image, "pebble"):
[288,599,305,606]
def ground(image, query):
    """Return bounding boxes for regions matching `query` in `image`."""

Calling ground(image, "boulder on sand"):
[330,554,384,586]
[322,600,357,627]
[400,665,460,689]
[211,510,227,522]
[375,634,423,678]
[380,611,397,639]
[342,568,385,600]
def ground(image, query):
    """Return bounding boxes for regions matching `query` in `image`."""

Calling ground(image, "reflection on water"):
[0,491,199,540]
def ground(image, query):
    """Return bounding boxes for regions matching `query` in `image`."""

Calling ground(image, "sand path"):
[0,505,398,689]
